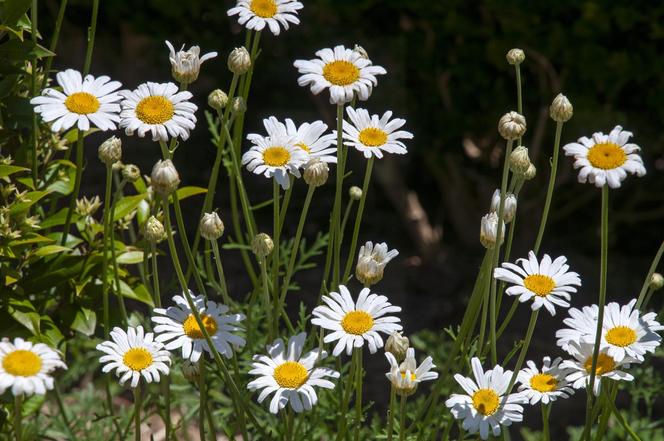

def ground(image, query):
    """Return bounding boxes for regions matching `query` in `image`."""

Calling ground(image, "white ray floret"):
[285,118,337,164]
[516,356,574,405]
[599,299,662,362]
[493,251,581,316]
[227,0,303,36]
[356,241,399,286]
[151,293,246,363]
[560,342,635,396]
[340,108,413,159]
[311,285,402,356]
[556,305,599,353]
[385,347,438,396]
[247,333,339,414]
[0,338,67,396]
[165,40,217,83]
[30,69,123,132]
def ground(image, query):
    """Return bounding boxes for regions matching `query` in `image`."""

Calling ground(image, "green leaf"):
[1,0,32,27]
[8,233,53,247]
[173,186,207,201]
[9,190,50,215]
[71,307,96,336]
[0,164,29,178]
[21,394,46,417]
[118,281,154,307]
[116,250,144,265]
[113,194,146,222]
[8,298,40,336]
[34,244,70,257]
[0,38,54,59]
[40,208,68,229]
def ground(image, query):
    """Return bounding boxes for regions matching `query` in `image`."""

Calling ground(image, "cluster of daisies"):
[444,250,663,439]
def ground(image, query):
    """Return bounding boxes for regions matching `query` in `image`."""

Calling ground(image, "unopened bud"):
[121,164,141,183]
[208,89,228,111]
[228,47,251,75]
[490,189,518,224]
[98,136,122,165]
[144,216,165,243]
[524,163,537,181]
[303,159,329,187]
[509,146,531,175]
[181,360,200,383]
[231,96,246,114]
[651,273,664,290]
[349,186,363,201]
[252,233,274,258]
[150,159,180,195]
[385,332,409,362]
[200,212,224,240]
[498,112,527,141]
[480,212,505,249]
[506,48,525,66]
[550,93,573,123]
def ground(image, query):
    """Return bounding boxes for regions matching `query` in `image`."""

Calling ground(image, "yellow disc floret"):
[587,143,627,170]
[262,146,291,167]
[605,326,637,347]
[136,95,175,125]
[584,353,616,376]
[64,92,100,114]
[323,60,360,86]
[359,127,388,147]
[472,388,500,416]
[523,274,556,297]
[2,350,42,377]
[529,373,558,393]
[182,313,219,340]
[250,0,277,18]
[341,310,374,335]
[296,142,311,153]
[273,361,308,388]
[122,348,153,371]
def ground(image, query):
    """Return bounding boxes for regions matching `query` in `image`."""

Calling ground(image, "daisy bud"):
[651,273,664,290]
[490,189,518,224]
[181,360,199,383]
[385,332,409,362]
[166,41,217,84]
[509,146,531,175]
[303,158,329,187]
[121,164,141,183]
[349,186,363,201]
[200,212,224,241]
[355,241,398,287]
[252,233,274,258]
[98,136,122,165]
[112,161,124,172]
[480,212,505,249]
[506,48,525,66]
[524,163,537,181]
[498,111,527,141]
[208,89,228,111]
[228,47,251,75]
[550,93,573,123]
[231,96,247,115]
[150,159,180,195]
[144,216,166,243]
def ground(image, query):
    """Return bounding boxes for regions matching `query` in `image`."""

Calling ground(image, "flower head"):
[355,241,399,286]
[96,326,171,388]
[165,41,217,84]
[151,293,246,362]
[562,125,646,188]
[385,331,409,362]
[312,285,402,356]
[0,338,67,396]
[560,342,635,396]
[555,305,599,353]
[494,251,581,316]
[599,299,662,362]
[385,347,437,397]
[516,356,574,405]
[294,45,386,104]
[341,108,413,159]
[30,69,123,132]
[247,333,339,413]
[285,119,337,164]
[227,0,303,36]
[480,212,504,249]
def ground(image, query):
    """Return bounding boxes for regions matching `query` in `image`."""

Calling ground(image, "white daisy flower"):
[555,305,598,353]
[445,357,527,440]
[341,108,413,159]
[247,333,340,414]
[165,40,217,84]
[242,116,308,189]
[560,342,635,396]
[294,45,387,104]
[599,299,663,363]
[30,68,123,132]
[516,356,574,405]
[285,118,337,164]
[151,293,246,363]
[119,82,197,142]
[385,347,437,397]
[355,241,399,286]
[96,326,171,388]
[227,0,303,36]
[0,338,66,396]
[311,285,402,356]
[562,125,646,188]
[493,251,581,316]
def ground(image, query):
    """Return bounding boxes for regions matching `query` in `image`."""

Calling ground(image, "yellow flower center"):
[587,142,627,170]
[273,361,308,388]
[605,326,637,347]
[2,350,42,377]
[64,92,100,114]
[262,146,291,167]
[472,388,500,416]
[250,0,277,18]
[322,60,360,86]
[523,274,556,297]
[358,127,388,147]
[135,95,175,125]
[529,373,558,393]
[296,142,310,153]
[584,353,616,376]
[399,371,417,381]
[182,313,218,340]
[122,348,153,371]
[341,310,374,335]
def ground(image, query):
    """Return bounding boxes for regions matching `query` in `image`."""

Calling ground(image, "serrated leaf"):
[113,194,146,222]
[116,250,144,264]
[71,307,96,336]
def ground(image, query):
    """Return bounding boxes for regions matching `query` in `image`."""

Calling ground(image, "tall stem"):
[354,348,364,441]
[199,358,208,441]
[101,163,112,337]
[336,350,357,441]
[60,131,84,246]
[41,0,68,88]
[272,179,281,325]
[30,0,39,188]
[542,403,551,441]
[503,309,539,397]
[14,394,22,441]
[82,0,99,75]
[399,394,407,441]
[260,256,274,341]
[583,185,610,439]
[636,240,664,309]
[211,240,232,305]
[533,121,563,254]
[515,63,523,146]
[387,386,396,441]
[331,104,345,288]
[134,382,141,441]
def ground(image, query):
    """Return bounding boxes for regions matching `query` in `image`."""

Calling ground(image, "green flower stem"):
[60,131,84,246]
[340,197,356,244]
[30,0,39,188]
[151,243,162,308]
[278,177,295,228]
[387,386,396,441]
[211,240,232,305]
[109,182,128,324]
[342,156,375,282]
[272,179,281,325]
[53,383,75,439]
[101,163,113,337]
[331,103,346,289]
[260,255,274,341]
[336,350,358,441]
[204,398,217,441]
[515,63,523,146]
[533,121,564,254]
[399,394,408,441]
[14,393,22,441]
[542,403,551,441]
[606,391,642,441]
[199,358,208,441]
[636,239,664,309]
[503,309,540,397]
[583,185,610,440]
[354,348,364,441]
[642,286,656,310]
[41,0,68,88]
[134,382,141,441]
[496,298,520,340]
[594,383,617,441]
[82,0,99,75]
[280,184,315,304]
[285,408,295,441]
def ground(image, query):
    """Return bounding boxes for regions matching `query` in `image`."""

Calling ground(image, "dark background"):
[41,0,663,437]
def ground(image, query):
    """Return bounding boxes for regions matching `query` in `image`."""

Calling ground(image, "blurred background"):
[40,0,663,437]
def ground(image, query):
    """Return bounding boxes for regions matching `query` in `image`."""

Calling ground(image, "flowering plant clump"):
[1,2,662,441]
